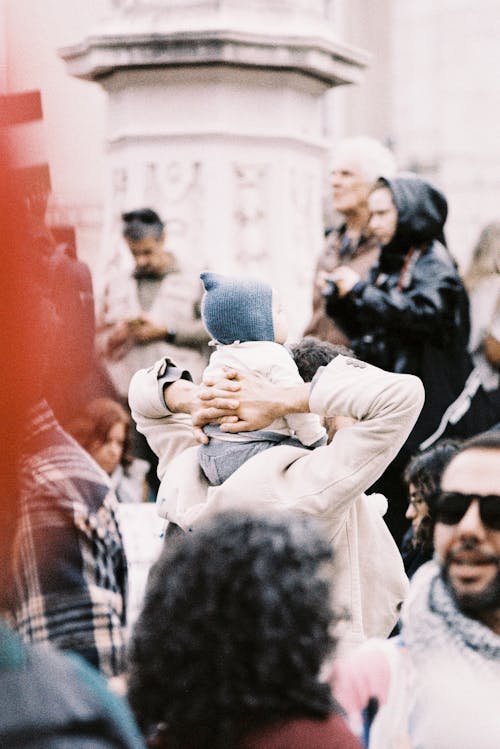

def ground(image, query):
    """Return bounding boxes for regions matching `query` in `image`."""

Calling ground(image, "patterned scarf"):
[401,561,500,670]
[399,561,500,749]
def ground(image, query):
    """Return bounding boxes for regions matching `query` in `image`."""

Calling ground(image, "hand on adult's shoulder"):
[192,366,279,435]
[215,368,310,434]
[190,367,242,442]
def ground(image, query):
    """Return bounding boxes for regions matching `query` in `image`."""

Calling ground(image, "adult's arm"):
[277,356,425,521]
[128,358,310,478]
[327,247,466,341]
[176,356,425,530]
[129,360,199,476]
[131,354,424,534]
[204,367,311,432]
[251,347,326,445]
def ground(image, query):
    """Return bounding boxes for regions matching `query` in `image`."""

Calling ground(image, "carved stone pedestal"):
[60,0,367,336]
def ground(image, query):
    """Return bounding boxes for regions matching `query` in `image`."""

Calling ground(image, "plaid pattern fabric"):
[10,401,128,678]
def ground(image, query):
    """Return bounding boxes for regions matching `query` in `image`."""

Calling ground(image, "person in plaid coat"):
[8,398,128,678]
[0,128,128,680]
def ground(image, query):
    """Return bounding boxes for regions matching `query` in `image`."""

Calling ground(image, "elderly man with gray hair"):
[304,136,396,344]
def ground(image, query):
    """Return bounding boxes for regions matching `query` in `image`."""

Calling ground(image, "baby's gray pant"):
[199,426,304,486]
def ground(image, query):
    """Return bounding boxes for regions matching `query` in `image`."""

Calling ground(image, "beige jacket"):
[97,264,208,397]
[129,355,424,651]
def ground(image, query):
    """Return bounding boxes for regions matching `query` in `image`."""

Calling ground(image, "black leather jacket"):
[326,174,473,449]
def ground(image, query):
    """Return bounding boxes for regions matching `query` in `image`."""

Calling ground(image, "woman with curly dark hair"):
[127,511,361,749]
[401,439,460,578]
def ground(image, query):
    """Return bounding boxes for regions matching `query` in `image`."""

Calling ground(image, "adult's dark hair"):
[127,510,338,748]
[122,208,164,242]
[67,398,132,471]
[289,336,354,383]
[404,438,461,549]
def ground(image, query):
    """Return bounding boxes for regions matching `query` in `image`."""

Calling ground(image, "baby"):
[198,271,326,485]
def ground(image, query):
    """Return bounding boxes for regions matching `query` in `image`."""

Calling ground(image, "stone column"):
[60,0,367,336]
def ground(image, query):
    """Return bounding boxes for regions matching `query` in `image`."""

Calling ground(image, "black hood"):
[379,173,448,256]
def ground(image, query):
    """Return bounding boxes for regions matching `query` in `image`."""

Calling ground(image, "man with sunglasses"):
[435,432,500,622]
[328,430,500,748]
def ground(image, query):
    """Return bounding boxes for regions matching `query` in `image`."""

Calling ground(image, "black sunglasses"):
[435,492,500,531]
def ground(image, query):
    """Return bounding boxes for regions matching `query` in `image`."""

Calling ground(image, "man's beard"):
[441,540,500,615]
[133,267,164,280]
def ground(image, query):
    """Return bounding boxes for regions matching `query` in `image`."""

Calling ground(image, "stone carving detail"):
[286,166,317,336]
[143,160,204,270]
[290,166,314,280]
[112,166,128,211]
[233,163,269,269]
[143,162,164,211]
[108,166,130,272]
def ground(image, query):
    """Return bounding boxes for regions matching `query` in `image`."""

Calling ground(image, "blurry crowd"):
[1,124,499,749]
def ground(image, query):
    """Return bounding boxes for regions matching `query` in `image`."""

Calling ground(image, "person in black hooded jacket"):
[318,173,484,542]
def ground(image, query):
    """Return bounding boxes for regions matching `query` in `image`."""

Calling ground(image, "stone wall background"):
[3,0,499,317]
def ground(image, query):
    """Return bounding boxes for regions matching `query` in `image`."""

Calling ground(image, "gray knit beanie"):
[200,271,274,344]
